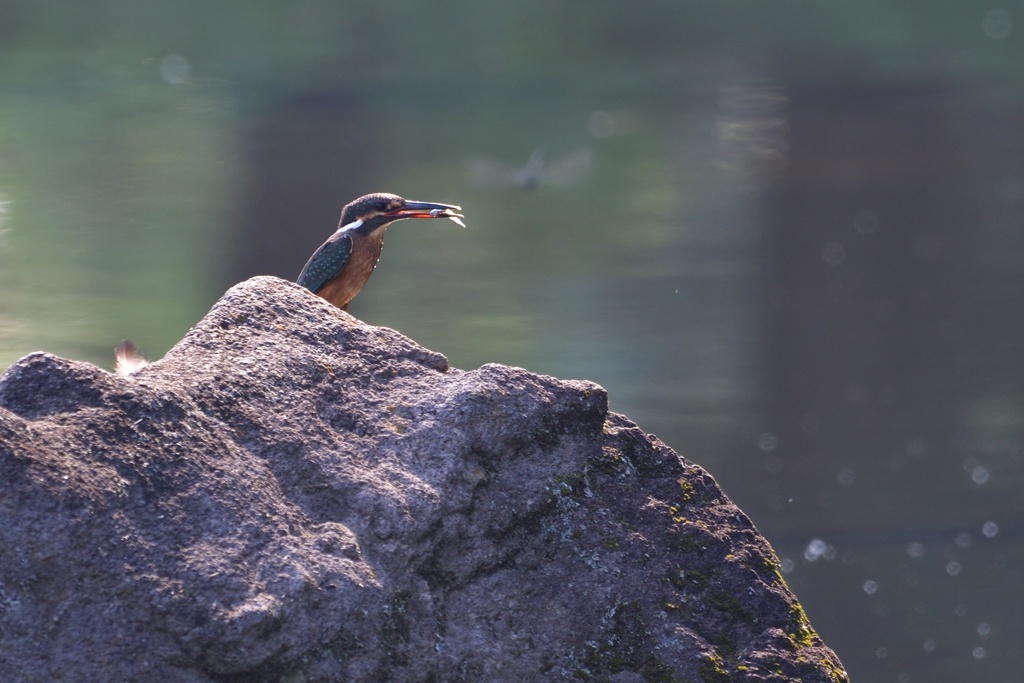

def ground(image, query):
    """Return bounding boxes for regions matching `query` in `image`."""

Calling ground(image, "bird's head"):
[338,192,465,234]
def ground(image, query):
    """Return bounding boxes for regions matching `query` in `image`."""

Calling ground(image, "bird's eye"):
[374,201,386,212]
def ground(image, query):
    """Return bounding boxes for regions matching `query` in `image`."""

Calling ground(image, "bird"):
[296,192,464,311]
[466,148,593,190]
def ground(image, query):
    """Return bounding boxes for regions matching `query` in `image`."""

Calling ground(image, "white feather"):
[336,218,363,234]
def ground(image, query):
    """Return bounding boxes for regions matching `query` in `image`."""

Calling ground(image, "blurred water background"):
[1,3,1022,681]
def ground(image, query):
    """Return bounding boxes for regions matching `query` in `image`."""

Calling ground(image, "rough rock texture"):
[0,276,847,682]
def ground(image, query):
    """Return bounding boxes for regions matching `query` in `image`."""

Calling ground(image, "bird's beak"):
[388,200,466,227]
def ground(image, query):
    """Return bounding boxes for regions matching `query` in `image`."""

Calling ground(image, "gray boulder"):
[0,276,847,682]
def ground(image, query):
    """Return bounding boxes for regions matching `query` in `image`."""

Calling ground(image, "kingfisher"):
[296,192,464,311]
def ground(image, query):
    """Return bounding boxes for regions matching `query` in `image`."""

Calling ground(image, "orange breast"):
[316,233,385,311]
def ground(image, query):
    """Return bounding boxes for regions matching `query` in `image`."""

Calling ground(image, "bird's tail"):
[114,339,148,376]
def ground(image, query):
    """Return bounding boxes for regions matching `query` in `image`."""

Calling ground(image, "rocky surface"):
[0,276,848,682]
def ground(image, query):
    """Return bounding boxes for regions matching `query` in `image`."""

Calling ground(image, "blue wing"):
[297,231,354,293]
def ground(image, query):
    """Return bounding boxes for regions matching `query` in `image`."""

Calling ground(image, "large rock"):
[0,276,847,682]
